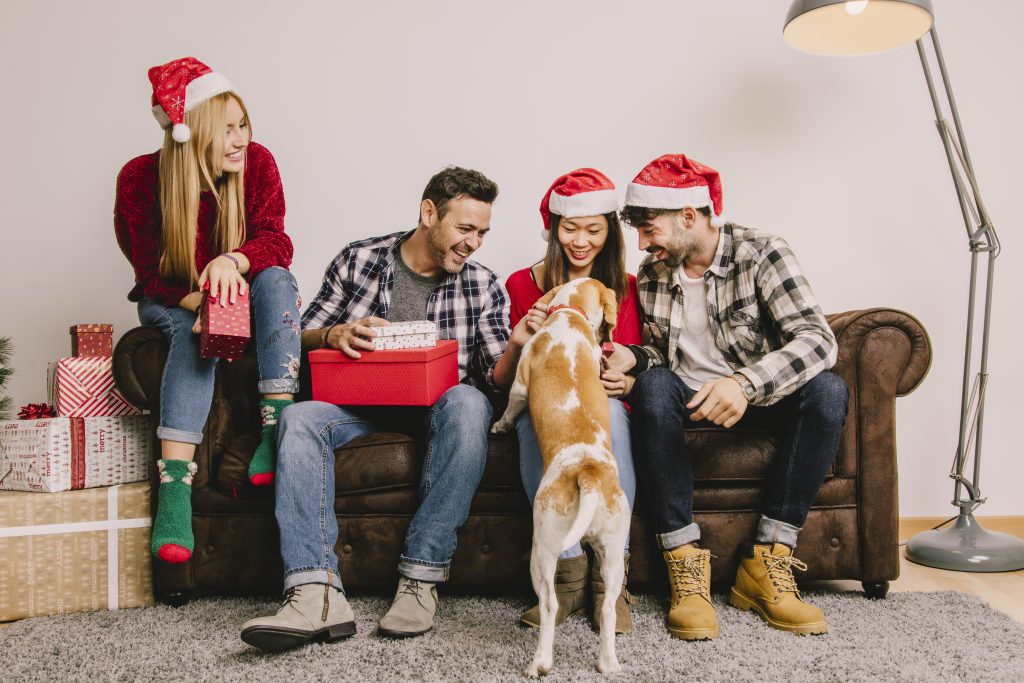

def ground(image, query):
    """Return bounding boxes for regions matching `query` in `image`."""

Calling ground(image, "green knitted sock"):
[151,459,198,563]
[248,398,293,486]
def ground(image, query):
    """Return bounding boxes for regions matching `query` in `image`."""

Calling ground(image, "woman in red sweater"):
[115,57,299,564]
[502,169,640,634]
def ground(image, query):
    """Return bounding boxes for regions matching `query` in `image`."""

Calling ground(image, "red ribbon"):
[18,402,56,419]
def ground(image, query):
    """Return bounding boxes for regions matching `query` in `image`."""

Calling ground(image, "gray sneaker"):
[241,583,356,652]
[377,577,438,638]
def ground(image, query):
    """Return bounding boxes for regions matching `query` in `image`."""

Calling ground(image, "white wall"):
[1,1,1020,516]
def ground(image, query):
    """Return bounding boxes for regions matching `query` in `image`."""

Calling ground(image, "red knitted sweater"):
[114,141,293,307]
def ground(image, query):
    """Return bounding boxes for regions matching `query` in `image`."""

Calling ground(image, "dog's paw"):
[524,661,551,679]
[491,421,511,435]
[597,656,621,675]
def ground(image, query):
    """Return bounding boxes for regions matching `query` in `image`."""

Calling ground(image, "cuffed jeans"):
[275,384,492,592]
[516,398,636,559]
[629,368,848,550]
[137,266,302,444]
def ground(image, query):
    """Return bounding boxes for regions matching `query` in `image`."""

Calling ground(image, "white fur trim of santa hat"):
[624,182,726,227]
[547,188,619,219]
[151,71,233,131]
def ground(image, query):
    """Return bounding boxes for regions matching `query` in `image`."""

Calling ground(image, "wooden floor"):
[3,517,1023,628]
[811,516,1024,624]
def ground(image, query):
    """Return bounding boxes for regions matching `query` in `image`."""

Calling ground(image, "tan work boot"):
[240,583,356,652]
[590,552,634,635]
[663,544,719,640]
[378,576,439,638]
[729,542,828,635]
[520,554,588,628]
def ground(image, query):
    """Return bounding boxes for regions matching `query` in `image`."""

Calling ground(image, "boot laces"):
[667,554,710,604]
[279,586,300,611]
[764,553,808,594]
[399,579,429,610]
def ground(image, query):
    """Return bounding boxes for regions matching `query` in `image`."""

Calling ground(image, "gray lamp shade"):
[784,0,934,55]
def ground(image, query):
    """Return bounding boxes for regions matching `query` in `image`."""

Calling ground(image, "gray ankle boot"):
[240,583,356,652]
[378,576,438,638]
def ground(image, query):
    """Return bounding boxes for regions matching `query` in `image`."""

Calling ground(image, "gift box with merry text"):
[0,482,154,621]
[309,339,459,406]
[200,288,251,360]
[47,356,142,417]
[0,416,153,493]
[70,323,113,357]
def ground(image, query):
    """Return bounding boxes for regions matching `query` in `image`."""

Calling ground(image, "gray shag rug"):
[3,591,1023,682]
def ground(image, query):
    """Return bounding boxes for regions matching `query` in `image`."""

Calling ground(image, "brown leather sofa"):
[112,308,930,605]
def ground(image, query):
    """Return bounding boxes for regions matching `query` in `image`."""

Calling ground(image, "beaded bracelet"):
[221,253,240,269]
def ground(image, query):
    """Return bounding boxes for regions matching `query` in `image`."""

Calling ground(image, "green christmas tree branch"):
[0,336,13,420]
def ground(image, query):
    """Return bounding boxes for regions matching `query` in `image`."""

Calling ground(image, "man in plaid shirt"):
[611,154,848,641]
[242,167,511,652]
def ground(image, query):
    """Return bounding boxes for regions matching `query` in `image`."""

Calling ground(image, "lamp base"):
[906,513,1024,572]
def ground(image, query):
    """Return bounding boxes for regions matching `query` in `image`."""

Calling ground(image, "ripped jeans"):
[137,266,302,445]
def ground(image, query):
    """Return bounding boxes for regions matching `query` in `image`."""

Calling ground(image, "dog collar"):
[547,304,588,319]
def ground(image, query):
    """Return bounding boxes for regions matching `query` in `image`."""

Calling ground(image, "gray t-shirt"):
[389,250,443,323]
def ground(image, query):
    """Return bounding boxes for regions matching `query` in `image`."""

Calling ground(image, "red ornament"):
[18,403,56,420]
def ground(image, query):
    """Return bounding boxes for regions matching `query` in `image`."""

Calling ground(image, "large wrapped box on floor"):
[309,339,459,406]
[0,482,154,621]
[0,416,153,492]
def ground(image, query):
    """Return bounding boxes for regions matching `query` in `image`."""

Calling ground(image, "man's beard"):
[427,229,468,274]
[650,236,696,268]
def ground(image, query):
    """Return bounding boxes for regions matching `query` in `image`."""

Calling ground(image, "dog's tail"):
[560,468,602,553]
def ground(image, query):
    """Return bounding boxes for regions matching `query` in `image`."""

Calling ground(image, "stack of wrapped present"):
[0,324,154,621]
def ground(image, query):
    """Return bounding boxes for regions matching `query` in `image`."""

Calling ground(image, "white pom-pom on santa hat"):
[148,57,233,144]
[624,154,726,227]
[539,168,619,242]
[171,124,191,143]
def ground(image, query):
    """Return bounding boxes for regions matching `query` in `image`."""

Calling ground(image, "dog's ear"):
[600,285,618,342]
[535,284,564,309]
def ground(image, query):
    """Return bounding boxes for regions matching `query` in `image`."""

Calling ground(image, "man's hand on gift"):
[199,254,249,305]
[327,317,389,359]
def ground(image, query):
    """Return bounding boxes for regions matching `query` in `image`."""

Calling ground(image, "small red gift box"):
[309,340,459,406]
[47,357,142,417]
[199,289,250,360]
[70,324,113,357]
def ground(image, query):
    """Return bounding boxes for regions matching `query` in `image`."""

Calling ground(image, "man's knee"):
[435,384,493,426]
[631,368,679,410]
[801,371,849,424]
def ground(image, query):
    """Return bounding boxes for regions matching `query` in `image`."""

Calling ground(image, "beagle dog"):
[492,277,631,677]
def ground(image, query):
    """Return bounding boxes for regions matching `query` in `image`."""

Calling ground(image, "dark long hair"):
[541,212,628,299]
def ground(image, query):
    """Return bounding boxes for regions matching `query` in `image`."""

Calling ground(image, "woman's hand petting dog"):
[510,302,549,350]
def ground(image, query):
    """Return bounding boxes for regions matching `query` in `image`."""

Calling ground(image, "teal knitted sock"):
[248,398,293,486]
[151,459,198,563]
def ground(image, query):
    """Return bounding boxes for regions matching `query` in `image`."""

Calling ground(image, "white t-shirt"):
[675,267,733,391]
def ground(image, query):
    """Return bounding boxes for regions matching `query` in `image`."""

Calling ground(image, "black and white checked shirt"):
[636,223,836,406]
[301,231,510,387]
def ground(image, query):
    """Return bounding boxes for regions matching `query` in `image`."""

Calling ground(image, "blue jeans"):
[516,398,636,559]
[137,266,302,445]
[275,384,492,591]
[629,368,848,550]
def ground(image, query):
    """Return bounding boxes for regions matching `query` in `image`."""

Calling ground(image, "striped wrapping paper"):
[47,356,141,417]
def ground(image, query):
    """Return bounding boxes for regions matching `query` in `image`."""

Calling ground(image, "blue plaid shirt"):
[301,231,510,387]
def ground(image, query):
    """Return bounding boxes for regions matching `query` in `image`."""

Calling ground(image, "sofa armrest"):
[825,308,931,582]
[112,326,169,411]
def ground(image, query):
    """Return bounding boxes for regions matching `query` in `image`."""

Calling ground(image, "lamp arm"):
[915,26,1000,512]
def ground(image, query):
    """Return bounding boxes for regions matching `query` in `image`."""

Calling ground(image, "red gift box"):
[47,357,142,417]
[70,324,113,357]
[309,340,459,406]
[199,289,250,360]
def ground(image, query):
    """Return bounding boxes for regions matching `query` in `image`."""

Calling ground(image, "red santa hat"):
[539,168,619,241]
[624,154,725,227]
[148,57,233,143]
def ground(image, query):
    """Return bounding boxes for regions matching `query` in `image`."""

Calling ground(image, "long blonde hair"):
[158,92,250,286]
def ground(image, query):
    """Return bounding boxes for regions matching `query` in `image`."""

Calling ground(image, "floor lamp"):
[783,0,1024,572]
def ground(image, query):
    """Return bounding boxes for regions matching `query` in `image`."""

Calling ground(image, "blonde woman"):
[115,57,299,564]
